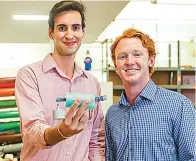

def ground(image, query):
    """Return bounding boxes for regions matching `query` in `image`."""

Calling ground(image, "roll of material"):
[0,111,19,119]
[0,117,20,123]
[0,96,15,101]
[0,82,15,88]
[0,143,22,153]
[0,78,15,84]
[0,122,20,131]
[0,128,20,135]
[0,134,21,144]
[0,107,18,112]
[0,100,16,108]
[0,88,15,97]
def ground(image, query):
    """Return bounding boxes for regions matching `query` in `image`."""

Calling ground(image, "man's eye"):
[72,26,81,31]
[59,26,66,31]
[134,52,142,58]
[118,55,127,60]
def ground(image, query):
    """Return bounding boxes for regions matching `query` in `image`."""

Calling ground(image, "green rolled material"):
[0,100,16,108]
[0,122,20,131]
[0,128,20,135]
[0,111,19,118]
[10,128,20,134]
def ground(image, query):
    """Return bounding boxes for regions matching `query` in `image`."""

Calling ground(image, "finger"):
[89,110,93,120]
[72,109,89,128]
[79,109,89,122]
[78,113,89,130]
[64,99,81,124]
[72,100,90,123]
[66,99,81,119]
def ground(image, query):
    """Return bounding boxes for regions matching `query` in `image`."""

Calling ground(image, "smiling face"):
[49,10,85,56]
[115,37,155,86]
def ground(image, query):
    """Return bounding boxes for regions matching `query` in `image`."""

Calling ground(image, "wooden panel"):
[182,89,196,104]
[151,71,177,85]
[109,71,122,86]
[113,90,122,103]
[182,71,195,85]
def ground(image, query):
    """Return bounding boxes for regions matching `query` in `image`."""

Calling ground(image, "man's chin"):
[124,77,138,85]
[60,50,76,56]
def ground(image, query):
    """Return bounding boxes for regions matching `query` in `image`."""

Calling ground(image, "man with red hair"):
[105,28,195,161]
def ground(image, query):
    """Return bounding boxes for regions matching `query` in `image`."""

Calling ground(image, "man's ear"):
[148,55,155,67]
[82,28,86,38]
[48,27,53,40]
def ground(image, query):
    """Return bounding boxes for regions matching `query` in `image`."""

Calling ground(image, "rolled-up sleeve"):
[15,67,51,149]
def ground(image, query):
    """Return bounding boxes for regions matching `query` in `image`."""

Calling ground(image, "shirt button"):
[66,152,70,155]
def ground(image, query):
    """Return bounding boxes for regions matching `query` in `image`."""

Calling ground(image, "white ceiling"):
[98,1,196,42]
[0,1,129,43]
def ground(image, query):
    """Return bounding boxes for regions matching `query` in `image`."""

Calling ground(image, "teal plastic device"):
[53,92,107,120]
[66,92,95,110]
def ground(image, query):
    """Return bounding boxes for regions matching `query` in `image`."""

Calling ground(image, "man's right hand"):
[58,99,90,138]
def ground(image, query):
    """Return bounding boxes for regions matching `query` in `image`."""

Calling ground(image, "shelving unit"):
[0,77,21,160]
[102,40,196,105]
[181,68,196,105]
[107,67,195,104]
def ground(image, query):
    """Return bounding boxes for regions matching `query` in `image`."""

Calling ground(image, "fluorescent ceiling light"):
[13,15,49,20]
[153,0,196,5]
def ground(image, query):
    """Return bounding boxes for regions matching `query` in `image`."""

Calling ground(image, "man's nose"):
[125,54,135,65]
[65,28,74,39]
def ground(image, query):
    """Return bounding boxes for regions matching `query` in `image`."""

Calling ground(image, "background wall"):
[0,41,195,78]
[0,43,103,79]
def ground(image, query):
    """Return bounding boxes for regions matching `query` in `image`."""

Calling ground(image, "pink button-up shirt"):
[15,54,105,161]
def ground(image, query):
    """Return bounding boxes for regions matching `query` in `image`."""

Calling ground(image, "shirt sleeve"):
[173,98,196,161]
[88,84,105,161]
[15,67,52,149]
[105,111,115,161]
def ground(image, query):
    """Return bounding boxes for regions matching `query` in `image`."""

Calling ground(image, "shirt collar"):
[74,62,88,78]
[43,53,57,73]
[42,53,88,78]
[139,79,157,101]
[119,79,157,106]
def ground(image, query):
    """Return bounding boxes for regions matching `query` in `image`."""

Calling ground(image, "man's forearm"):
[44,124,66,145]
